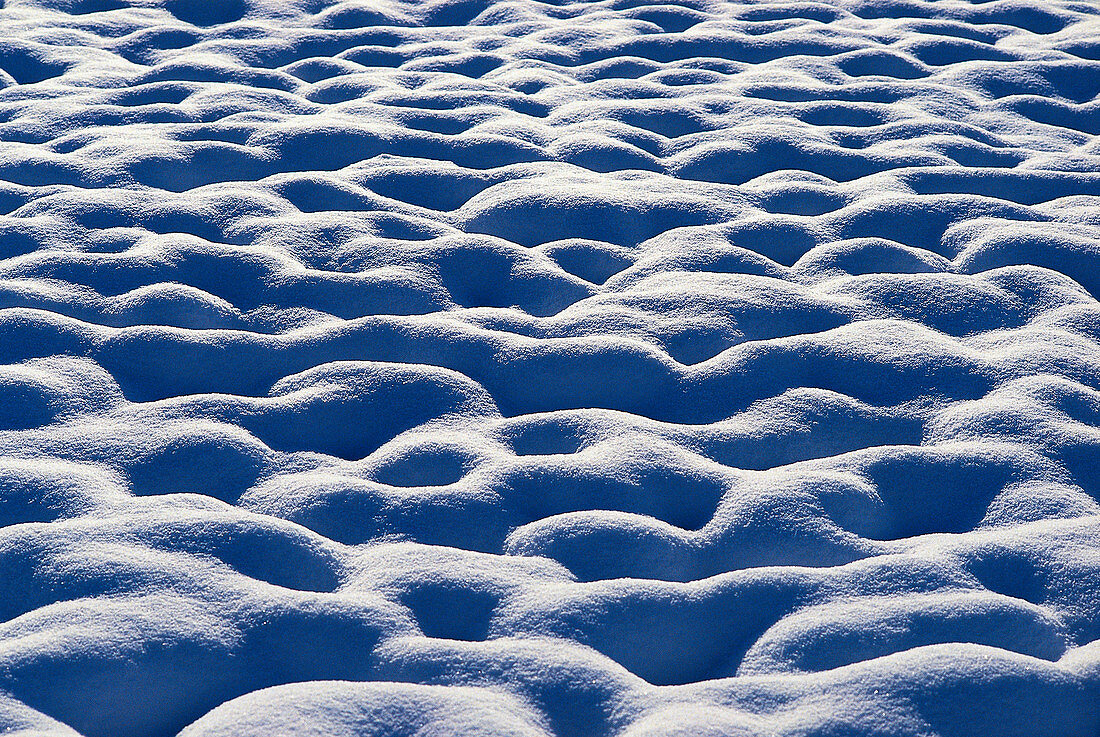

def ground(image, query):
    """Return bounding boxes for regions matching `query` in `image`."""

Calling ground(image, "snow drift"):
[1,0,1100,734]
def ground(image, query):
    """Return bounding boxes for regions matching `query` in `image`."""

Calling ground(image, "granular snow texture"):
[1,0,1100,735]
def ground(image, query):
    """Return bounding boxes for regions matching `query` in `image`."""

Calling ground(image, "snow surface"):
[1,0,1100,734]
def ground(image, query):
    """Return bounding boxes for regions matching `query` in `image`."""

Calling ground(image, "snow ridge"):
[2,0,1100,734]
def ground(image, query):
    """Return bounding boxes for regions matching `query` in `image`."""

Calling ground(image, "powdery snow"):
[1,0,1100,734]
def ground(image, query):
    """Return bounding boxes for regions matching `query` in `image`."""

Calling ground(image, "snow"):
[1,0,1100,734]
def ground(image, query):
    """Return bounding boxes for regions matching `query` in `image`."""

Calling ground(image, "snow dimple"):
[2,0,1100,735]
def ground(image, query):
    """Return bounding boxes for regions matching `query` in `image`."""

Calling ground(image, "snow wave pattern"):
[1,0,1100,734]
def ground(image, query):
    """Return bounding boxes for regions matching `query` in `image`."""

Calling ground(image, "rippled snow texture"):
[2,0,1100,734]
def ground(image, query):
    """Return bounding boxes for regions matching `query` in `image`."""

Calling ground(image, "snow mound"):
[2,0,1100,734]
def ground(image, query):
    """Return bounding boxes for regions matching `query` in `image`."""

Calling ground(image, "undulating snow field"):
[2,0,1100,734]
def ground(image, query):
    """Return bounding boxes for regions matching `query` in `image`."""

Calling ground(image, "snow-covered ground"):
[2,0,1100,734]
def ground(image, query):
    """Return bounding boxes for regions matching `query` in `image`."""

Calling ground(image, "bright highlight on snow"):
[1,0,1100,734]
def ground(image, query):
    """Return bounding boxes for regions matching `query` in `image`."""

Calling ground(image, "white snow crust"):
[1,0,1100,734]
